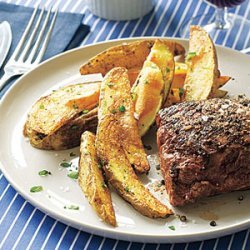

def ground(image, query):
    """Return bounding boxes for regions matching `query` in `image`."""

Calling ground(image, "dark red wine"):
[206,0,245,8]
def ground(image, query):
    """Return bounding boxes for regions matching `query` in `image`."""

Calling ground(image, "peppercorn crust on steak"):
[156,98,250,207]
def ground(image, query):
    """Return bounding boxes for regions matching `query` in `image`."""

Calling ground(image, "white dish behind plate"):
[0,38,249,243]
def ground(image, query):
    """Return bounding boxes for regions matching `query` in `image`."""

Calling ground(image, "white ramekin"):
[85,0,155,21]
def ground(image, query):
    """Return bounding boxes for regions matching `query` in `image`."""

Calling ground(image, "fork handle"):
[0,72,15,92]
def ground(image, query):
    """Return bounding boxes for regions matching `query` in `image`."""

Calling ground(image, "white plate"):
[0,38,249,243]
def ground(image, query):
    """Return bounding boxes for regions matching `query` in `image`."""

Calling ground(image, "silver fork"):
[0,7,58,91]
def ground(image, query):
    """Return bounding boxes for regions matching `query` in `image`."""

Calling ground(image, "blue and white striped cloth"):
[0,0,249,249]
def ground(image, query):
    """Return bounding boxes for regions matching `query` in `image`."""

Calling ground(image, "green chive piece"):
[64,205,79,210]
[82,109,89,114]
[38,170,51,176]
[186,52,197,61]
[168,225,176,231]
[60,162,72,168]
[125,187,130,193]
[166,67,170,73]
[67,171,79,179]
[30,186,43,193]
[39,104,45,109]
[119,105,126,112]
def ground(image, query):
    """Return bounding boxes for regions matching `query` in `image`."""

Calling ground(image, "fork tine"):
[26,9,51,64]
[34,9,58,64]
[11,6,38,60]
[19,8,45,62]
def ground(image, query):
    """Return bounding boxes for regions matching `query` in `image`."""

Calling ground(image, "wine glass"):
[179,0,250,46]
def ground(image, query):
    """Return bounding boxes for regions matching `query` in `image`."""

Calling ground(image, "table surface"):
[0,0,249,249]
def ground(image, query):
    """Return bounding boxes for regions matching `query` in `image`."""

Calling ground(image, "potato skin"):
[80,40,185,77]
[96,114,172,218]
[79,131,116,226]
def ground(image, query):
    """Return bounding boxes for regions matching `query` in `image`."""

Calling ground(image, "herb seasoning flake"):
[38,170,51,176]
[30,186,43,193]
[67,171,79,179]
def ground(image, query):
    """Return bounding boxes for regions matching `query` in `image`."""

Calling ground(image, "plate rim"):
[0,37,249,243]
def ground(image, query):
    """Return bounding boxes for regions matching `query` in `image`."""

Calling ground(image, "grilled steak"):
[156,98,250,206]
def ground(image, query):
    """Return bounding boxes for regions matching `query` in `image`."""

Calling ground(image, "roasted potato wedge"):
[132,60,164,136]
[80,40,185,77]
[99,67,149,174]
[79,131,116,226]
[146,39,175,101]
[132,40,175,136]
[96,114,172,218]
[183,26,219,101]
[24,83,100,150]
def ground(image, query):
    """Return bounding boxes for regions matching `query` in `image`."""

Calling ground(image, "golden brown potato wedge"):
[183,26,219,101]
[24,83,100,150]
[96,114,172,218]
[132,39,175,136]
[132,61,164,136]
[99,67,149,174]
[79,131,116,226]
[80,40,185,77]
[146,39,175,101]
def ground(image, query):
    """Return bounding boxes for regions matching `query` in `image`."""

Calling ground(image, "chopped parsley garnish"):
[119,105,126,112]
[70,152,76,157]
[30,186,43,193]
[64,205,79,210]
[166,67,170,73]
[179,88,184,98]
[186,52,197,61]
[67,171,79,179]
[39,104,45,109]
[125,187,130,193]
[60,162,72,168]
[82,109,89,114]
[38,170,51,176]
[168,225,175,231]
